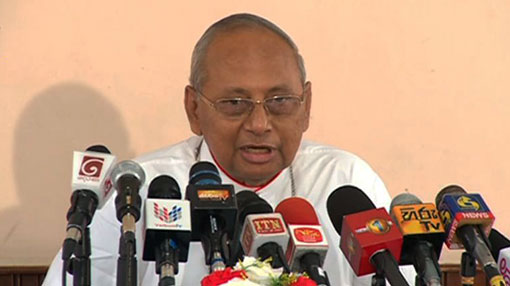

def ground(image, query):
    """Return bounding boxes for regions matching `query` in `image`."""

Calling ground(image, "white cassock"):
[43,136,416,286]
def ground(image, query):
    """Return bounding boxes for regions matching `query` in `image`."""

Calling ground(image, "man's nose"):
[243,102,271,135]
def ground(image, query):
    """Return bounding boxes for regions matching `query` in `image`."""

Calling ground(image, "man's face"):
[185,27,311,186]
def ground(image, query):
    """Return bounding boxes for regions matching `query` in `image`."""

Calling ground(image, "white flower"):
[233,256,283,286]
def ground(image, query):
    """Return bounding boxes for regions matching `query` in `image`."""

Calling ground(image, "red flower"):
[291,276,317,286]
[201,267,247,286]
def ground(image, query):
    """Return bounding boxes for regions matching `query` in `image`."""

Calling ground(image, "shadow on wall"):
[0,82,134,265]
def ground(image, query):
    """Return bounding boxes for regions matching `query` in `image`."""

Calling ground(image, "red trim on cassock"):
[210,152,282,193]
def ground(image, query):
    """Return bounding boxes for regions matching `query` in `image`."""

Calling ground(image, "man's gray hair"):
[189,13,306,91]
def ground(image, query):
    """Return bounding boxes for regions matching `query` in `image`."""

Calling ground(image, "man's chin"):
[229,157,285,186]
[235,169,281,187]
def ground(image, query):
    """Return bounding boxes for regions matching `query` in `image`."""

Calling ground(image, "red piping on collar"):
[210,152,282,192]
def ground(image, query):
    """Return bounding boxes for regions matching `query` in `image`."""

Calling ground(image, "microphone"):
[142,175,191,286]
[185,161,237,273]
[390,193,445,286]
[275,197,330,286]
[63,145,117,260]
[111,160,146,233]
[489,229,510,285]
[230,190,273,264]
[234,191,290,271]
[326,185,409,286]
[435,185,504,286]
[110,160,146,286]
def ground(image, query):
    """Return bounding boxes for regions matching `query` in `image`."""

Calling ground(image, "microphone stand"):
[117,213,137,286]
[113,170,143,286]
[371,270,386,286]
[414,276,425,286]
[65,226,91,286]
[204,215,227,273]
[413,242,442,286]
[461,251,476,286]
[370,250,410,286]
[156,240,178,286]
[159,264,176,286]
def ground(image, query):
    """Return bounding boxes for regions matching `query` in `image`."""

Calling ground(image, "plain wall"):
[1,1,509,266]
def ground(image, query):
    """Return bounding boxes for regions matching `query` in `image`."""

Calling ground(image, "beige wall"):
[1,1,509,266]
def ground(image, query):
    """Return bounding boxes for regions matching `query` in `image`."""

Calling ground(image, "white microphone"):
[240,212,289,259]
[499,249,510,286]
[63,145,117,259]
[71,146,117,207]
[490,229,510,286]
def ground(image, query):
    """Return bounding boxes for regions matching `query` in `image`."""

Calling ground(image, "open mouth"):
[240,145,276,163]
[241,146,273,153]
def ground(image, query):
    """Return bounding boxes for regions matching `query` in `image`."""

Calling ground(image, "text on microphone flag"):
[392,203,444,235]
[253,218,285,234]
[197,189,231,201]
[293,227,324,243]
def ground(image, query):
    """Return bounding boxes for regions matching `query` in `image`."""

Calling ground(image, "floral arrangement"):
[201,257,317,286]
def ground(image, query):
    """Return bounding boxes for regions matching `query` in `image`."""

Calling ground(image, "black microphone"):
[490,229,510,262]
[110,160,146,286]
[142,175,191,286]
[435,185,504,286]
[185,162,237,273]
[86,144,110,154]
[327,185,409,286]
[390,193,445,286]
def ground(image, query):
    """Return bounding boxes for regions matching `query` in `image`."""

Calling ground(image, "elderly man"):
[44,13,415,285]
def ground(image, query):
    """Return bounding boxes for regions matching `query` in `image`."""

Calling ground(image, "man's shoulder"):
[130,136,202,196]
[294,140,390,208]
[297,140,370,168]
[133,136,201,187]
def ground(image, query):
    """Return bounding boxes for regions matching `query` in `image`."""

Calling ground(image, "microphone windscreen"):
[275,197,319,225]
[86,144,111,154]
[489,229,510,260]
[189,161,221,185]
[236,191,273,223]
[326,185,376,235]
[435,184,467,206]
[236,190,264,209]
[389,193,422,210]
[148,175,181,199]
[110,160,146,189]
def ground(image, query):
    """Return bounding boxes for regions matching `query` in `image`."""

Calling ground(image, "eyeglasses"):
[196,90,305,117]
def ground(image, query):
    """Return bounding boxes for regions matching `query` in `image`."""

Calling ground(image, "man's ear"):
[184,85,202,135]
[302,81,312,132]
